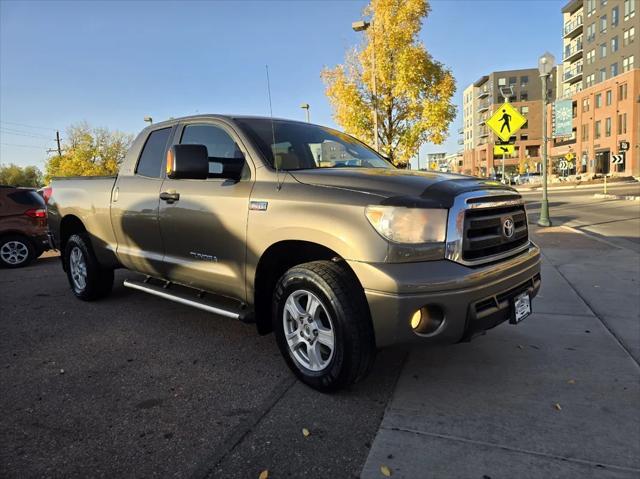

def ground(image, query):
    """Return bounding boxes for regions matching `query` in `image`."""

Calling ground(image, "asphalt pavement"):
[0,255,405,478]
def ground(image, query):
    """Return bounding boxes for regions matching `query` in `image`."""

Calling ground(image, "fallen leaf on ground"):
[568,379,576,384]
[258,470,269,479]
[381,465,392,476]
[59,369,65,374]
[554,403,562,411]
[302,428,310,437]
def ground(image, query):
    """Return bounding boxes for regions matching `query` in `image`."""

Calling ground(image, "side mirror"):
[166,144,209,179]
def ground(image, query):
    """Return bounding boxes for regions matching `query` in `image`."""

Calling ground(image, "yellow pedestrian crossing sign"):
[487,102,527,142]
[494,144,515,156]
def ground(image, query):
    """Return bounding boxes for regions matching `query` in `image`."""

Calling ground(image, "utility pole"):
[47,130,63,157]
[55,131,62,156]
[352,19,379,152]
[300,103,310,123]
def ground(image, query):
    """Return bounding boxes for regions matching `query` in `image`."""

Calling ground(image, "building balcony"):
[563,63,583,84]
[478,127,489,138]
[477,101,490,113]
[564,40,583,62]
[458,126,464,134]
[477,88,490,99]
[563,15,583,39]
[457,138,464,145]
[477,117,487,126]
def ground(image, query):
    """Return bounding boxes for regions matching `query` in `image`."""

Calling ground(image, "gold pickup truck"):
[48,115,541,391]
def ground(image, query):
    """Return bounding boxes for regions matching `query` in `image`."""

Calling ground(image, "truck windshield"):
[235,118,393,170]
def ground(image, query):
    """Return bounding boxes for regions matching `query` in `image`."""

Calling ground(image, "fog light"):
[410,309,423,330]
[410,305,445,336]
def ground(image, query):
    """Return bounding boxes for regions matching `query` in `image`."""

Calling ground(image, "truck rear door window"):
[136,127,171,178]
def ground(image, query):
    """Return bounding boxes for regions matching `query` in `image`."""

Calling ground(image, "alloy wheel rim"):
[0,240,29,265]
[69,246,87,291]
[282,289,335,372]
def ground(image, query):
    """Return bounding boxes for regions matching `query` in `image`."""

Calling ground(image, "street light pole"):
[537,52,555,227]
[300,103,310,123]
[352,19,379,152]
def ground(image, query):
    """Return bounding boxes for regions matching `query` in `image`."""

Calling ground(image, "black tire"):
[273,260,376,392]
[63,233,114,301]
[0,234,36,268]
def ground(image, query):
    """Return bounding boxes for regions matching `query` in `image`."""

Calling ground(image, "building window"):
[623,26,635,46]
[509,76,517,85]
[498,77,506,86]
[601,0,607,5]
[600,42,607,58]
[587,23,596,42]
[582,97,590,112]
[606,89,612,105]
[587,0,596,16]
[605,117,612,137]
[611,62,619,76]
[611,36,619,52]
[595,93,602,108]
[521,134,529,141]
[612,6,619,26]
[586,73,596,87]
[599,68,607,82]
[624,0,636,20]
[521,76,529,87]
[587,49,596,64]
[622,55,635,72]
[600,14,607,33]
[582,124,589,141]
[521,106,529,115]
[618,113,627,134]
[521,120,528,130]
[594,120,601,139]
[619,83,628,100]
[520,92,528,101]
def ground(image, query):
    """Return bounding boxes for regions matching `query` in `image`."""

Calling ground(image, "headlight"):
[365,206,447,244]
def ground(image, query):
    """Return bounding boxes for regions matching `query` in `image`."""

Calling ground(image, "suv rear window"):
[7,189,44,206]
[136,127,172,178]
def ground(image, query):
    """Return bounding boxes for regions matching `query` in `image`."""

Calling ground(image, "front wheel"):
[64,234,114,301]
[273,261,376,392]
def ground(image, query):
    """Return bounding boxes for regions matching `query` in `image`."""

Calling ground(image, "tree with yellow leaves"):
[44,123,132,183]
[322,0,456,167]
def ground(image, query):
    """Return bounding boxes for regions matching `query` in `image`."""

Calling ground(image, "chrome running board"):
[123,279,240,320]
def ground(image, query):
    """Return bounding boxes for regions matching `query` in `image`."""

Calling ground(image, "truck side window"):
[136,127,171,178]
[180,124,246,179]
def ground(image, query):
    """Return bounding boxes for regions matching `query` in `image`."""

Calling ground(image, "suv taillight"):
[24,208,47,218]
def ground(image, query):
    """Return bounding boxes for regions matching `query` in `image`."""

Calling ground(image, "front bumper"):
[348,243,541,348]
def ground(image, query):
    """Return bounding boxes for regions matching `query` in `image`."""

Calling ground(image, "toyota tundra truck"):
[48,115,541,391]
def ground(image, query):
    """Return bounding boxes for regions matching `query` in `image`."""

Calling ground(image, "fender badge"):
[249,201,268,211]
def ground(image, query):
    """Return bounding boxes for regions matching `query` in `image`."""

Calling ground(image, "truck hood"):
[289,168,516,208]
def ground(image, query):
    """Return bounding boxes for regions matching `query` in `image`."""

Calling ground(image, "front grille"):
[462,204,528,261]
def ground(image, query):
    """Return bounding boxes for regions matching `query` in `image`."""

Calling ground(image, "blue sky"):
[0,0,563,170]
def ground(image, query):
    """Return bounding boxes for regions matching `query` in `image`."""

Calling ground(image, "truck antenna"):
[265,65,282,191]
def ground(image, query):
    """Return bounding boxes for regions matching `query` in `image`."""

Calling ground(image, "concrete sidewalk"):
[361,226,640,478]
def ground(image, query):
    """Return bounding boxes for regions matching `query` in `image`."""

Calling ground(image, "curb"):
[593,193,640,201]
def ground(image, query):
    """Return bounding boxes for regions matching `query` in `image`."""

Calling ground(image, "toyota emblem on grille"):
[503,217,515,238]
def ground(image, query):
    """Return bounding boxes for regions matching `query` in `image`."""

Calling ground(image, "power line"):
[0,128,53,140]
[0,120,57,131]
[0,142,48,149]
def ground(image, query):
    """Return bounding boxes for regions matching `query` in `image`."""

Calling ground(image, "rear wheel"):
[64,234,114,300]
[0,235,36,268]
[273,260,375,392]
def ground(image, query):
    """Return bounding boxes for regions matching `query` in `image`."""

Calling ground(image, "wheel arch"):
[252,240,365,335]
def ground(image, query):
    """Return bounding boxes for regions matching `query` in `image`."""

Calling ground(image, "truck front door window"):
[180,124,246,179]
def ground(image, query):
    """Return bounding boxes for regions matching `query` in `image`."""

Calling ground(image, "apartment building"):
[461,68,556,177]
[553,0,639,176]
